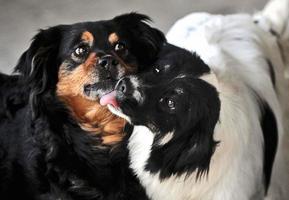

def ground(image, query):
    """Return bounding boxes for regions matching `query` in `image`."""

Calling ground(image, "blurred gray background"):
[0,0,266,73]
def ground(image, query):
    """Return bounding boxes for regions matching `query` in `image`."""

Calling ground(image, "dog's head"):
[14,13,165,144]
[101,45,221,177]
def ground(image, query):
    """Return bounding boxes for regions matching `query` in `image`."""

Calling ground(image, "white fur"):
[127,1,289,199]
[158,131,174,146]
[107,104,132,123]
[130,76,144,104]
[128,126,210,200]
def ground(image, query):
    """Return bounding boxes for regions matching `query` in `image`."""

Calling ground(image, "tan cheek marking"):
[57,64,89,98]
[56,92,126,145]
[81,31,94,46]
[84,53,98,68]
[56,53,98,99]
[102,134,124,145]
[108,32,119,44]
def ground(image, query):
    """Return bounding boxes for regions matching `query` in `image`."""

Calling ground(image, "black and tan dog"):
[0,13,165,200]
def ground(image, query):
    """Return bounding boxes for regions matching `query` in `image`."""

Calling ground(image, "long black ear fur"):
[14,26,63,118]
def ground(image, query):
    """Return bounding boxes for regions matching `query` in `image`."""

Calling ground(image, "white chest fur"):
[128,126,214,200]
[128,126,190,200]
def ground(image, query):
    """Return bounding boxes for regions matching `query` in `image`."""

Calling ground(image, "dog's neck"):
[57,94,126,145]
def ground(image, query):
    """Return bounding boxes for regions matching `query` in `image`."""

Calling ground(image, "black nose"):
[98,55,119,70]
[116,79,127,94]
[116,78,131,95]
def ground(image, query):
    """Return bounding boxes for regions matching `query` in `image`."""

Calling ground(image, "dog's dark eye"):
[154,65,170,74]
[114,42,128,56]
[114,42,125,51]
[166,99,176,110]
[74,45,89,58]
[160,97,176,111]
[154,67,161,74]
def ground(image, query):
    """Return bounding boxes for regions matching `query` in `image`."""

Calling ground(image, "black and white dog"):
[100,0,289,199]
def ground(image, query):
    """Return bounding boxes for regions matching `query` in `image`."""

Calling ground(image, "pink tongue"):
[100,91,119,108]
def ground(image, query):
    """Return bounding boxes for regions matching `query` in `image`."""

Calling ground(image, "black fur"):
[0,13,167,200]
[260,101,278,193]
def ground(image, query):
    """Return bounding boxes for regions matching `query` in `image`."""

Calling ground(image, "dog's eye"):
[114,42,128,56]
[166,99,176,110]
[160,97,176,111]
[114,42,125,51]
[154,67,161,74]
[74,45,89,58]
[154,65,170,74]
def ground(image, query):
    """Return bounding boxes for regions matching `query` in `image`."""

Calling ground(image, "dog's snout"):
[115,76,143,104]
[98,55,119,70]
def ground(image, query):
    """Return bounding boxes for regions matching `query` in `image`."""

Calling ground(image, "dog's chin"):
[107,104,132,124]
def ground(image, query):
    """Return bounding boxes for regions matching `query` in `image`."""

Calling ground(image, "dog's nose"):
[116,77,131,95]
[116,79,127,94]
[98,55,119,70]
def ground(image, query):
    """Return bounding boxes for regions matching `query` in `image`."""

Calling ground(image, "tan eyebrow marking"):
[108,32,119,44]
[81,31,94,46]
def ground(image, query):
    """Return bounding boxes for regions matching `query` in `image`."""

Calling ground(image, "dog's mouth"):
[100,90,132,123]
[83,80,116,100]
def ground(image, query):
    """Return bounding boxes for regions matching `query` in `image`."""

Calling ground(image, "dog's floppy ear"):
[113,13,166,66]
[175,83,220,179]
[14,26,63,117]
